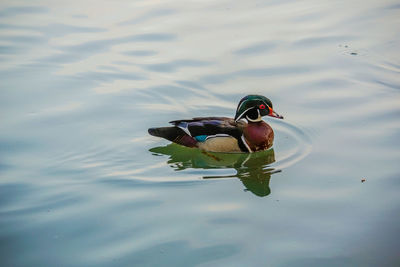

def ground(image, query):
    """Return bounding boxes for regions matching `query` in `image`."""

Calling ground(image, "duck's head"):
[234,95,283,122]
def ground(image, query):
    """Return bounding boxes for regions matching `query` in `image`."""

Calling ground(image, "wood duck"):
[148,95,283,153]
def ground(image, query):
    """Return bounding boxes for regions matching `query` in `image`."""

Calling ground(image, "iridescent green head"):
[234,95,283,122]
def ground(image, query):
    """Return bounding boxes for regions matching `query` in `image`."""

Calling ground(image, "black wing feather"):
[170,117,243,139]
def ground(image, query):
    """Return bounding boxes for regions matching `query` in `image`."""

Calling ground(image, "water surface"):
[1,0,400,266]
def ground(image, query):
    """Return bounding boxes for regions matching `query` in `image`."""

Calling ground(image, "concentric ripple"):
[269,119,312,170]
[142,119,312,183]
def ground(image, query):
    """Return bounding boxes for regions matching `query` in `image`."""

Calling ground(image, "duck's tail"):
[148,127,179,141]
[148,127,197,148]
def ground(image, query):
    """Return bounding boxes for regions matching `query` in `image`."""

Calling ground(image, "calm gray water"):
[1,1,400,266]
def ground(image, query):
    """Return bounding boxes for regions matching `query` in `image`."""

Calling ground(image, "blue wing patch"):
[194,134,232,142]
[194,135,207,142]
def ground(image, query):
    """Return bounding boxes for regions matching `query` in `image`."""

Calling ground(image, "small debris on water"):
[361,178,366,183]
[350,52,358,55]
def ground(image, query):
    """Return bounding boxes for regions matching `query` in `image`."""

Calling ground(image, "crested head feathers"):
[234,95,274,122]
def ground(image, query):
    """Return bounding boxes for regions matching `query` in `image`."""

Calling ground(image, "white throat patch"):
[246,109,262,122]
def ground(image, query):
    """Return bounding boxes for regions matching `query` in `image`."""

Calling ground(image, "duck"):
[148,95,283,153]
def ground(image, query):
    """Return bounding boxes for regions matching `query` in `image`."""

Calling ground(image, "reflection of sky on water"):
[0,0,400,266]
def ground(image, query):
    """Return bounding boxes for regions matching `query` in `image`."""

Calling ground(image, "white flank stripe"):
[206,134,231,140]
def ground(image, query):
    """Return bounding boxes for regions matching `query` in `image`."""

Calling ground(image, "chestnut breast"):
[243,121,274,151]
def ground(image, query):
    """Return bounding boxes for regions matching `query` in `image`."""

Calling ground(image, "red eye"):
[259,104,265,109]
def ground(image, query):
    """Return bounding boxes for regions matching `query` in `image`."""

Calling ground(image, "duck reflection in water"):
[149,144,281,197]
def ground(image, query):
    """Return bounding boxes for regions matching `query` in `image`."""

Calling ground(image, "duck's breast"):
[244,121,274,151]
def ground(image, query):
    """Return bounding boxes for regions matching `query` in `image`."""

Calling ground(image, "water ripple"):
[118,8,176,26]
[200,65,316,84]
[0,6,49,17]
[37,33,177,64]
[122,50,158,57]
[271,119,312,169]
[233,41,277,55]
[140,59,212,73]
[293,35,356,47]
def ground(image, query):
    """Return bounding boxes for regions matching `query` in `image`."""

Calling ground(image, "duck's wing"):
[169,117,243,139]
